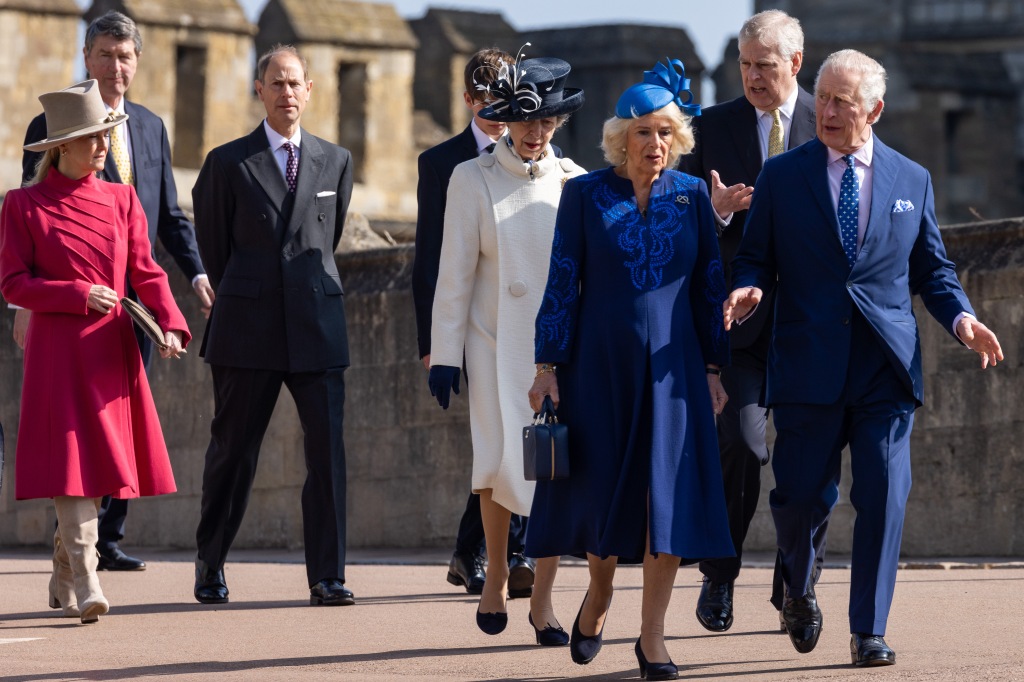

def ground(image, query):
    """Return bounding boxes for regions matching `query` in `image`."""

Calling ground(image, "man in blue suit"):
[19,11,212,572]
[725,49,1003,667]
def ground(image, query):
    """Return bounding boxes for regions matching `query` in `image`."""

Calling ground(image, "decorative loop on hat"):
[614,57,701,119]
[473,43,547,118]
[646,59,700,117]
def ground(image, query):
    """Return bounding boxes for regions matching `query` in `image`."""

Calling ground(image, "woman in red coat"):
[0,80,189,624]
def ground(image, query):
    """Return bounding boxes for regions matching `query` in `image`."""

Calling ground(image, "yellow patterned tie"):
[110,122,133,185]
[767,109,785,159]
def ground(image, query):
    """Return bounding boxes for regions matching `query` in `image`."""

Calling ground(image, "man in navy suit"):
[412,48,537,598]
[18,10,212,573]
[725,49,1003,666]
[678,9,822,632]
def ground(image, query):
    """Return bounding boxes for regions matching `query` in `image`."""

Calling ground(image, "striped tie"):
[110,123,133,185]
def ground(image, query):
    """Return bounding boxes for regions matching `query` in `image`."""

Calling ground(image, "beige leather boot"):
[54,496,109,624]
[48,526,80,617]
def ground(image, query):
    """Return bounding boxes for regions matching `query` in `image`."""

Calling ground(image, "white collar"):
[755,84,799,121]
[263,119,302,152]
[826,131,874,168]
[470,118,501,153]
[104,99,127,116]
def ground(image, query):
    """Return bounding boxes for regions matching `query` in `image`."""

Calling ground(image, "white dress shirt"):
[754,84,800,165]
[470,119,501,156]
[263,119,302,182]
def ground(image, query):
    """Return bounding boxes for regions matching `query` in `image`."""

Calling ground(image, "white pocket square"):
[892,199,914,213]
[316,191,336,198]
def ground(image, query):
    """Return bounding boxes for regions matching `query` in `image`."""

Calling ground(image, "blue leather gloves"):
[427,365,461,409]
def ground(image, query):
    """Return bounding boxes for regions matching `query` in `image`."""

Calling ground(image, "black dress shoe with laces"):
[194,558,228,604]
[851,633,895,666]
[695,577,734,632]
[310,579,355,606]
[447,552,485,594]
[97,547,146,571]
[781,593,823,653]
[507,553,536,599]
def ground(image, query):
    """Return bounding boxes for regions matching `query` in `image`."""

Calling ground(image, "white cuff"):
[191,273,209,287]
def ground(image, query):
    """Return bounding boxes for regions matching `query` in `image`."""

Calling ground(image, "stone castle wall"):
[1,220,1020,556]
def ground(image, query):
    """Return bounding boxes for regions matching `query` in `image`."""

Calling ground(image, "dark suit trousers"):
[196,364,348,587]
[770,312,914,635]
[454,493,527,558]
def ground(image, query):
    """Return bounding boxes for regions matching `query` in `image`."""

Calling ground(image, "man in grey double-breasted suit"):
[191,44,355,607]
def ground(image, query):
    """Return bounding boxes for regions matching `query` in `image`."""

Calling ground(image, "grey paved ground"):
[1,549,1022,681]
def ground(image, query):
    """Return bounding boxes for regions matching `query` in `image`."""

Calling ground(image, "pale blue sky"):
[238,0,755,88]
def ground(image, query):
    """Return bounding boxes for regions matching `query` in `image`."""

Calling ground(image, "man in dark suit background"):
[726,49,1002,665]
[191,44,355,607]
[411,48,537,598]
[678,9,820,631]
[18,10,212,573]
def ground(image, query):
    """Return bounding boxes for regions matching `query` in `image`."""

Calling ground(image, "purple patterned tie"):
[282,141,298,194]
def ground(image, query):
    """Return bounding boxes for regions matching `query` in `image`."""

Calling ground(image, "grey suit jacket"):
[192,124,354,372]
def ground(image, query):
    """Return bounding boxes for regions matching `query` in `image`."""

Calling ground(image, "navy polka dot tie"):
[282,141,298,194]
[837,154,859,269]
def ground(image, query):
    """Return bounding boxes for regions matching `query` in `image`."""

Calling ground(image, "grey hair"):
[85,11,142,56]
[257,44,309,83]
[815,49,887,112]
[738,9,804,62]
[601,102,694,168]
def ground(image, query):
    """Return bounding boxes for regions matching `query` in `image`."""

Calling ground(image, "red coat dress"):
[0,167,190,500]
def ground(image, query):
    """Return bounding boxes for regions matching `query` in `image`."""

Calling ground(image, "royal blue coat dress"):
[527,167,735,563]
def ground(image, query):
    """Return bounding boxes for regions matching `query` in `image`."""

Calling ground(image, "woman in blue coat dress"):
[527,59,734,679]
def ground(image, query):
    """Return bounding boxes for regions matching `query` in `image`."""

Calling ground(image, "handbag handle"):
[533,395,559,424]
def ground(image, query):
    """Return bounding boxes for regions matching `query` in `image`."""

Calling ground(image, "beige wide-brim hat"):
[24,79,128,152]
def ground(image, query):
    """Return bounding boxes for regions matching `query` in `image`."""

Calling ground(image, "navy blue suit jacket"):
[22,101,205,281]
[678,88,816,349]
[732,136,974,406]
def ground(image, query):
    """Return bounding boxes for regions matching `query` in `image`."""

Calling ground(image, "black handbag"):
[522,396,569,481]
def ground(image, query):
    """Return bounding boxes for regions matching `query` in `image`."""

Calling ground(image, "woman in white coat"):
[428,52,585,642]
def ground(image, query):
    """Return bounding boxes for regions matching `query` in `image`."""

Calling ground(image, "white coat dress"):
[431,140,585,515]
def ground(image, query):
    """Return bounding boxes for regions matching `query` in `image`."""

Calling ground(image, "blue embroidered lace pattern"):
[600,172,698,291]
[536,227,578,356]
[704,256,728,353]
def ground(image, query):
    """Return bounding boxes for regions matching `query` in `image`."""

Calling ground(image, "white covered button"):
[509,280,528,297]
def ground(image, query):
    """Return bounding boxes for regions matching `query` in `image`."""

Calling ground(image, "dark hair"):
[85,11,142,56]
[257,44,308,83]
[463,48,513,102]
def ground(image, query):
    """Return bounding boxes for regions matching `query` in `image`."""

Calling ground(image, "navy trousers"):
[770,313,915,635]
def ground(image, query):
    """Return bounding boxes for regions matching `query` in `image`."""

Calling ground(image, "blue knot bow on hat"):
[615,58,700,119]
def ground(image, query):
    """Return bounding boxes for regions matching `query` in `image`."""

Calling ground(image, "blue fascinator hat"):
[475,43,585,123]
[615,58,700,119]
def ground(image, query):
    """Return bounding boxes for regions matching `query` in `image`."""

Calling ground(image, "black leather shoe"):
[695,577,734,632]
[447,552,485,594]
[635,638,678,681]
[507,553,535,599]
[782,593,823,654]
[529,612,569,646]
[851,633,895,666]
[310,579,355,606]
[194,558,228,604]
[97,547,146,571]
[569,591,611,665]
